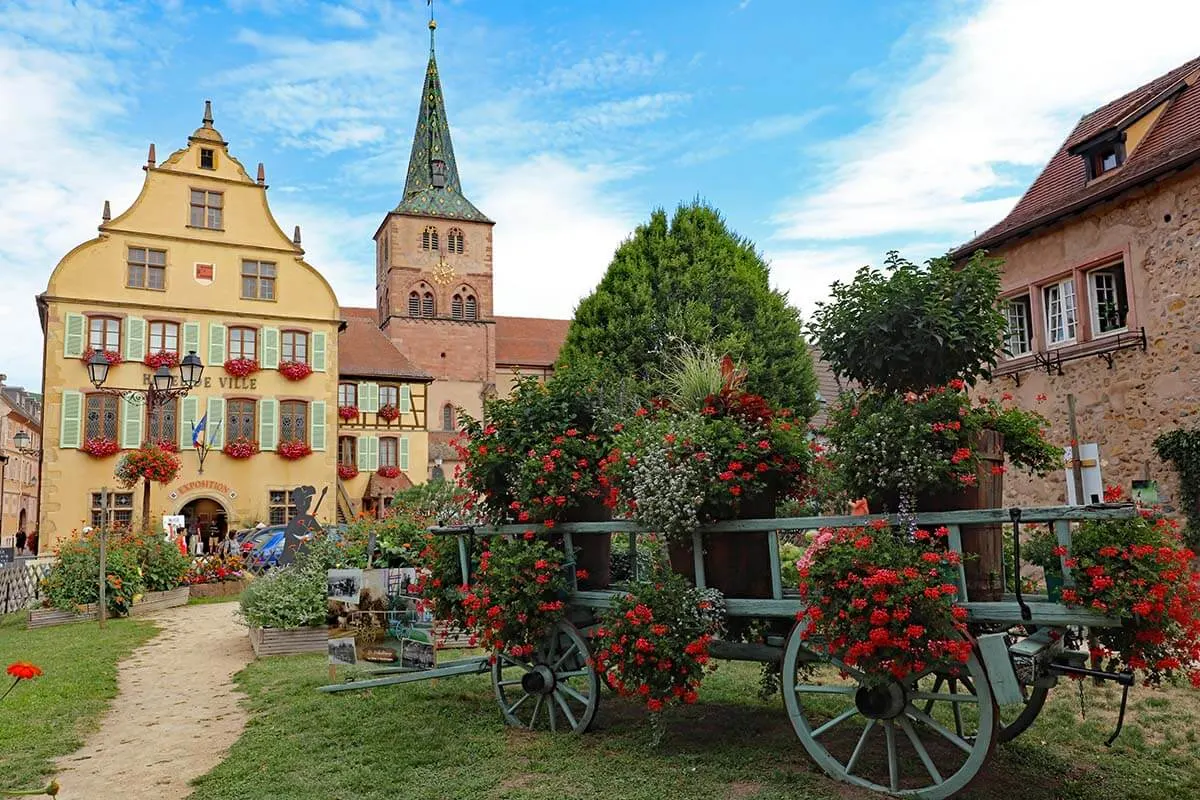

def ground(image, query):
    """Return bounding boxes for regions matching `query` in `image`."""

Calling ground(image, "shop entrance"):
[178,496,230,555]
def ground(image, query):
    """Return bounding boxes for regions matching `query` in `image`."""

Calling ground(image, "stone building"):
[0,382,42,549]
[368,22,570,477]
[953,55,1200,508]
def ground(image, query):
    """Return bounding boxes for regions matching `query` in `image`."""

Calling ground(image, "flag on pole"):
[191,414,208,448]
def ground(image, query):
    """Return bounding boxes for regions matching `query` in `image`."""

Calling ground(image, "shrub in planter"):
[797,521,972,686]
[593,566,724,722]
[278,360,313,381]
[82,437,121,458]
[129,528,190,591]
[337,463,359,480]
[238,566,327,629]
[224,358,259,377]
[223,437,259,459]
[43,530,146,616]
[144,350,179,369]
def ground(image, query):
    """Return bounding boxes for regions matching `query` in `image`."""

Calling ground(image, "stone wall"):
[984,166,1200,509]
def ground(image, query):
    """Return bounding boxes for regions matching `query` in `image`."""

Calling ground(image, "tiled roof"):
[494,316,571,367]
[338,308,431,381]
[955,55,1200,255]
[808,346,854,429]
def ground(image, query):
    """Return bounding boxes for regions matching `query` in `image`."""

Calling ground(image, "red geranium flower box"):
[144,350,180,369]
[278,439,313,460]
[224,358,260,378]
[82,437,121,458]
[338,464,360,480]
[378,404,400,422]
[376,465,400,479]
[338,405,359,422]
[279,361,313,381]
[223,437,259,459]
[81,348,123,366]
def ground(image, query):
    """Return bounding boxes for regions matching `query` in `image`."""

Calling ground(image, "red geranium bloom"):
[6,662,42,680]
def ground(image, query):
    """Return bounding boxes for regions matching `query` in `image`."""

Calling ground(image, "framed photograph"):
[1131,480,1159,505]
[328,636,358,666]
[327,568,363,604]
[400,638,436,670]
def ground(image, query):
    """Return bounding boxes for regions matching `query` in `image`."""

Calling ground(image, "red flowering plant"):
[337,463,359,480]
[797,520,972,687]
[1051,488,1200,687]
[114,444,182,487]
[413,531,480,628]
[456,365,617,524]
[337,404,360,422]
[592,566,724,721]
[184,553,246,585]
[460,534,570,657]
[3,661,43,704]
[144,350,179,369]
[278,439,313,460]
[377,465,400,478]
[222,437,259,459]
[155,439,179,453]
[378,403,401,422]
[82,437,121,458]
[81,347,123,366]
[278,360,313,381]
[223,358,259,378]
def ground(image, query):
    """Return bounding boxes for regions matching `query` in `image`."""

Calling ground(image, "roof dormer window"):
[431,159,447,188]
[1090,145,1123,178]
[199,148,216,169]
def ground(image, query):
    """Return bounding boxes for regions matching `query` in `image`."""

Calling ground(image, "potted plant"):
[223,358,259,378]
[278,360,313,381]
[223,437,259,459]
[238,566,329,656]
[115,443,182,534]
[810,251,1061,600]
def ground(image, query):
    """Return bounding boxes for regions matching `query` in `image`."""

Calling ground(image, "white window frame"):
[1088,263,1128,337]
[1003,295,1032,358]
[1043,278,1077,347]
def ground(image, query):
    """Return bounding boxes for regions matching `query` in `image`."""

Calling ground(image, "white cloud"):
[541,51,666,93]
[320,3,369,29]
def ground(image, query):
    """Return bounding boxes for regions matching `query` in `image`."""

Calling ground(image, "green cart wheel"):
[492,620,600,733]
[782,623,997,798]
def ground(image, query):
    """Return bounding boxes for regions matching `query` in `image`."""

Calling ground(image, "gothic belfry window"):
[451,294,463,318]
[447,227,464,254]
[408,292,421,316]
[422,226,439,251]
[465,295,477,320]
[422,292,435,317]
[431,159,447,188]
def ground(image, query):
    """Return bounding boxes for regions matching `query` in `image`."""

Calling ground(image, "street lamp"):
[13,430,40,457]
[87,350,205,533]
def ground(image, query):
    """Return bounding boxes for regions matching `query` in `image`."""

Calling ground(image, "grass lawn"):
[0,611,157,791]
[189,651,1200,800]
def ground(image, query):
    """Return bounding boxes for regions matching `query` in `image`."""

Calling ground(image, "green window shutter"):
[366,435,379,471]
[60,390,83,448]
[400,385,411,414]
[400,436,410,471]
[262,327,280,369]
[63,313,86,358]
[310,400,327,451]
[259,398,277,451]
[179,396,200,450]
[357,382,369,412]
[207,323,226,366]
[124,316,146,362]
[206,397,226,449]
[182,322,201,362]
[367,382,381,412]
[119,397,143,449]
[356,435,369,471]
[311,331,327,372]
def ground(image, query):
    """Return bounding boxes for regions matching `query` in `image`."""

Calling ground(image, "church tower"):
[375,17,497,442]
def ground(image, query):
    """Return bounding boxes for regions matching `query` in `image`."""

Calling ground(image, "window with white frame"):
[1003,295,1032,357]
[1089,262,1129,335]
[1043,278,1077,345]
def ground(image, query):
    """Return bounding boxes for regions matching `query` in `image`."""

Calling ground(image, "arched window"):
[465,295,477,320]
[442,403,455,431]
[451,294,463,318]
[422,292,435,317]
[447,228,464,254]
[408,292,420,316]
[421,226,439,251]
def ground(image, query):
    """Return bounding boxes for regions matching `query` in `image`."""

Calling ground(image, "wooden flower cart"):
[320,503,1140,799]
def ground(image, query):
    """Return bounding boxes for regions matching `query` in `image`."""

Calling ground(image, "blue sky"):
[2,0,1199,390]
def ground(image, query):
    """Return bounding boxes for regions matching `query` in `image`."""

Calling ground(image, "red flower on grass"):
[6,662,41,681]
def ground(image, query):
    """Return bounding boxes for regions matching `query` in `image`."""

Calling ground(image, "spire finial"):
[292,225,302,245]
[428,0,436,51]
[102,200,111,222]
[146,143,156,169]
[257,162,266,185]
[202,100,214,128]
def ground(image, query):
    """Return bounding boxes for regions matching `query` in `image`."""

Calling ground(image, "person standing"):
[15,530,26,555]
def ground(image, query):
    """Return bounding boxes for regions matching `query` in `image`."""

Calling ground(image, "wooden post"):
[1066,394,1086,506]
[98,488,108,630]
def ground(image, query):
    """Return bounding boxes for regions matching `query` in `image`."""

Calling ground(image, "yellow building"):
[0,383,42,550]
[36,104,348,551]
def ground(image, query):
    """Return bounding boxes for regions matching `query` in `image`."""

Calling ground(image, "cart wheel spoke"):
[811,706,858,739]
[899,716,944,785]
[884,720,900,793]
[551,641,580,671]
[492,620,600,734]
[794,684,857,696]
[948,679,965,739]
[505,692,532,717]
[844,719,876,776]
[905,706,973,754]
[922,675,946,716]
[553,689,579,729]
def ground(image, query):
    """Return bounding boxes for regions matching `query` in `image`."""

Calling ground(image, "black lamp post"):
[13,430,39,456]
[87,350,205,533]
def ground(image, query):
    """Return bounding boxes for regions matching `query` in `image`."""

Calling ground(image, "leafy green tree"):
[559,201,818,417]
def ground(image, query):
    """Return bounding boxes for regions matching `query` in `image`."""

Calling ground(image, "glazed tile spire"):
[394,18,490,222]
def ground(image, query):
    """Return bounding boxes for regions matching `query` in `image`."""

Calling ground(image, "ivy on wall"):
[1154,426,1200,548]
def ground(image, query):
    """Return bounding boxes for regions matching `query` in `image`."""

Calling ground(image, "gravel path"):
[54,602,253,800]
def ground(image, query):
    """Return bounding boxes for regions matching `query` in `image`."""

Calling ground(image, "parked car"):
[241,526,285,566]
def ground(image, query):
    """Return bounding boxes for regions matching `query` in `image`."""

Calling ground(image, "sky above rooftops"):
[1,0,1198,388]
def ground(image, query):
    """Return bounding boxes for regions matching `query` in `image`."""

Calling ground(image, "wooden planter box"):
[28,586,191,629]
[248,625,329,657]
[188,578,252,599]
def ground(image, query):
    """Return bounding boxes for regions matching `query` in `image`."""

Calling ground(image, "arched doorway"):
[18,508,26,533]
[178,496,230,555]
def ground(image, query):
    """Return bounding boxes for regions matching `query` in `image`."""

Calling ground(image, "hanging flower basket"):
[144,350,180,369]
[81,437,120,458]
[115,445,182,488]
[81,348,123,366]
[378,404,400,422]
[376,465,400,478]
[278,439,313,460]
[279,360,313,381]
[224,358,260,378]
[338,405,360,422]
[223,437,259,459]
[337,464,359,480]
